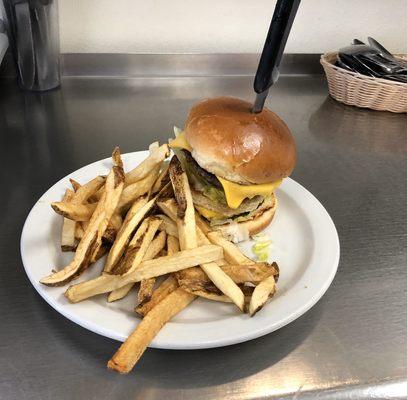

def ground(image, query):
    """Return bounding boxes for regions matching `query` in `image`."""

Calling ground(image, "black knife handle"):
[254,0,301,94]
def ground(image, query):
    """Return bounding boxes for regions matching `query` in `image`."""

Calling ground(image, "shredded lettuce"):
[251,233,272,262]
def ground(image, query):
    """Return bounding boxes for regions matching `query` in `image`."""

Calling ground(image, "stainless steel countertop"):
[1,55,407,400]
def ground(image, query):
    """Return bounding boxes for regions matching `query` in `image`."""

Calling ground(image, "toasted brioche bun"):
[213,194,277,243]
[185,97,296,184]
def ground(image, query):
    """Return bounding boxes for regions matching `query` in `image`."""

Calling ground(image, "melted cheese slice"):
[195,205,224,220]
[168,131,192,152]
[168,131,282,209]
[218,177,282,209]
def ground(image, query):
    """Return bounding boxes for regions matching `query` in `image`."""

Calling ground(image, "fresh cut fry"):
[69,178,81,192]
[248,275,276,316]
[112,146,123,168]
[103,196,153,272]
[151,162,170,194]
[70,176,106,204]
[65,244,223,302]
[108,288,195,373]
[135,235,180,316]
[135,276,178,316]
[91,166,125,261]
[51,201,97,221]
[108,219,163,302]
[207,231,253,265]
[157,214,178,237]
[61,189,77,252]
[137,230,167,306]
[125,144,169,186]
[117,166,160,214]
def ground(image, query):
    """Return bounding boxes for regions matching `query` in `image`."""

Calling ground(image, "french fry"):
[135,276,178,316]
[248,275,276,316]
[70,176,106,204]
[112,146,123,168]
[166,234,180,255]
[223,262,279,284]
[108,219,163,302]
[111,218,150,275]
[182,284,255,304]
[181,288,231,303]
[207,231,253,265]
[61,189,77,252]
[143,230,167,261]
[137,230,167,306]
[65,244,223,302]
[51,202,97,221]
[117,166,160,213]
[109,213,123,232]
[108,288,195,374]
[91,166,125,261]
[151,163,170,194]
[103,196,152,273]
[69,178,81,192]
[135,235,180,316]
[125,144,169,186]
[168,157,197,250]
[41,167,124,286]
[74,222,85,241]
[157,214,178,237]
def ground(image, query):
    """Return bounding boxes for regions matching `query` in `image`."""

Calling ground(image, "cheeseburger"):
[170,97,296,242]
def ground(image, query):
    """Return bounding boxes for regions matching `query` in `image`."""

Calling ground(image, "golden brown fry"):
[108,288,194,374]
[181,287,231,303]
[109,213,123,232]
[51,202,97,221]
[117,166,160,213]
[103,196,152,273]
[207,231,253,265]
[157,198,177,221]
[143,230,166,261]
[182,285,255,304]
[157,214,178,237]
[71,176,106,204]
[223,262,279,284]
[249,275,276,316]
[112,146,123,168]
[135,275,178,316]
[69,178,81,192]
[111,218,150,275]
[108,219,163,302]
[137,231,167,306]
[126,144,169,186]
[74,222,85,241]
[41,167,124,286]
[61,189,77,252]
[151,162,170,194]
[166,234,180,255]
[65,244,222,302]
[91,166,125,261]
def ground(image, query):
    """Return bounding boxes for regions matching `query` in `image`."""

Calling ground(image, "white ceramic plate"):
[21,151,340,350]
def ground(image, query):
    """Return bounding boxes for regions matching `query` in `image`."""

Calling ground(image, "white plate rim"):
[21,151,340,350]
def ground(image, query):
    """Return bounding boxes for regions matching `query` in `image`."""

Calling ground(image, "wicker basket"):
[320,52,407,113]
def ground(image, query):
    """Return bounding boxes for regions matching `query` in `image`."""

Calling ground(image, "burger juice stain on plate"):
[21,151,339,349]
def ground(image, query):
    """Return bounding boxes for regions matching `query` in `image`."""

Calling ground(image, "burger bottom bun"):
[213,195,277,243]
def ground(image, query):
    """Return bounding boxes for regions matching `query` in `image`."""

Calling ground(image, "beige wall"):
[59,0,407,54]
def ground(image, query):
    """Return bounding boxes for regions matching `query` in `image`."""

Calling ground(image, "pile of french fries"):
[40,143,280,374]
